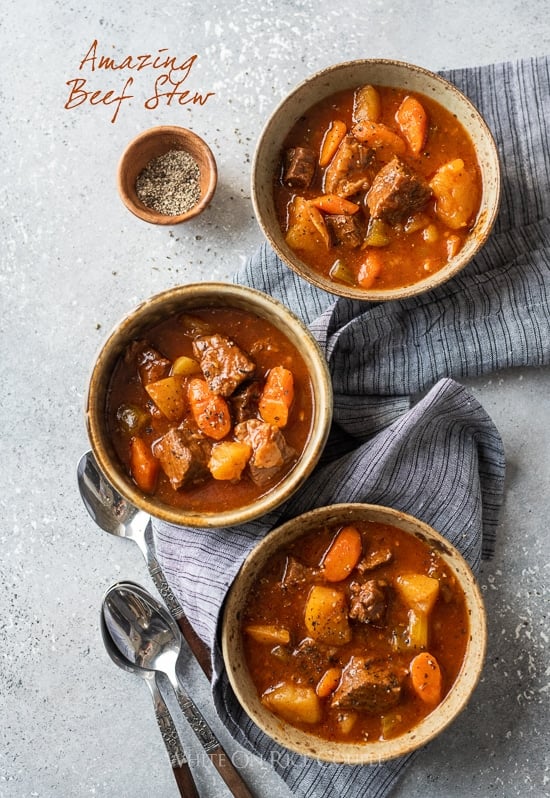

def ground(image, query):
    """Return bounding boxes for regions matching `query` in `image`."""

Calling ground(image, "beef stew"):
[240,518,470,743]
[106,307,315,513]
[274,84,482,291]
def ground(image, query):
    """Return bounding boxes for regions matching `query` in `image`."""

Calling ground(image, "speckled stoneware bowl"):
[117,125,217,224]
[85,283,332,529]
[252,58,501,301]
[222,502,487,763]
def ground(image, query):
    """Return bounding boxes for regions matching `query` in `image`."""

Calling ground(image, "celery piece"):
[407,609,429,650]
[365,218,390,247]
[330,259,356,285]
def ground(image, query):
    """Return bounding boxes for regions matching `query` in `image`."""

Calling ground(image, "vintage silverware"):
[77,450,212,678]
[103,580,254,798]
[100,605,199,797]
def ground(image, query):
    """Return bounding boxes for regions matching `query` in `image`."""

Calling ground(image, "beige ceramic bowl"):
[222,502,487,763]
[85,282,332,528]
[252,59,501,301]
[117,125,217,224]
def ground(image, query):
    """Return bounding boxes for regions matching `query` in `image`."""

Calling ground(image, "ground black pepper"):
[135,149,201,215]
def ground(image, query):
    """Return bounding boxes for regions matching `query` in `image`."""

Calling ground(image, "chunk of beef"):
[291,637,338,683]
[323,135,374,197]
[349,579,388,625]
[229,380,262,424]
[282,556,320,588]
[152,423,211,490]
[283,146,316,189]
[326,213,365,248]
[366,157,432,225]
[192,334,255,397]
[234,418,296,486]
[125,340,171,386]
[356,546,393,573]
[331,656,404,713]
[180,313,214,337]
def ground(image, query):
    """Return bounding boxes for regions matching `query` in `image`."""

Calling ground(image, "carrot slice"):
[309,194,360,215]
[319,119,347,167]
[316,667,342,698]
[357,250,383,289]
[410,651,443,705]
[129,437,159,494]
[395,95,428,156]
[258,366,294,428]
[322,525,363,582]
[188,378,231,440]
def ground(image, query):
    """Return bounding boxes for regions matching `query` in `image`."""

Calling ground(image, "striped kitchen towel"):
[154,55,550,797]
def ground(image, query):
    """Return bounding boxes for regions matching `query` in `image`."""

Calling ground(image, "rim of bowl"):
[85,282,333,528]
[117,125,218,225]
[251,58,502,301]
[222,502,487,763]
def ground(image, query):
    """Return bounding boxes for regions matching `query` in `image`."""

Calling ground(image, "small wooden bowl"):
[117,125,217,224]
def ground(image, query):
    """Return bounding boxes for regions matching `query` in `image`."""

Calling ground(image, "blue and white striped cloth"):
[154,56,550,797]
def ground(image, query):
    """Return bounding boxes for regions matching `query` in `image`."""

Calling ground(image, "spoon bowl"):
[77,450,150,546]
[103,581,182,679]
[100,593,199,797]
[102,581,254,798]
[78,450,212,677]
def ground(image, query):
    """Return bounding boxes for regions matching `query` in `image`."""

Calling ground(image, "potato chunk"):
[285,197,327,252]
[145,376,185,421]
[208,441,252,481]
[395,574,440,615]
[171,356,201,377]
[429,158,479,229]
[244,624,290,645]
[262,682,322,725]
[304,585,351,645]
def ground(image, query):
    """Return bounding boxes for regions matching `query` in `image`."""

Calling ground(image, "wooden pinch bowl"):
[117,125,217,224]
[222,502,487,763]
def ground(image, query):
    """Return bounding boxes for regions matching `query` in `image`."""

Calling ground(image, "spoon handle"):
[148,677,200,798]
[208,747,255,798]
[146,542,213,680]
[172,764,201,798]
[172,684,254,798]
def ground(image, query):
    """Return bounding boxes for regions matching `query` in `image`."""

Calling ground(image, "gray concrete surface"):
[1,1,548,796]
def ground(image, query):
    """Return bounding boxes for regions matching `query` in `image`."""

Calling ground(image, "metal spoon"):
[77,449,212,678]
[100,605,199,798]
[103,580,254,798]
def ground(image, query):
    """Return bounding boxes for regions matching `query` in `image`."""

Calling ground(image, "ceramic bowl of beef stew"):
[222,502,487,763]
[252,59,501,300]
[86,283,332,528]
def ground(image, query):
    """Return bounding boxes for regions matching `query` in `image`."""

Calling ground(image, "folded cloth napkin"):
[154,55,550,797]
